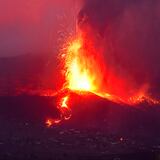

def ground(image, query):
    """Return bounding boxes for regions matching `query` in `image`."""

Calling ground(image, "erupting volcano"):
[46,27,160,126]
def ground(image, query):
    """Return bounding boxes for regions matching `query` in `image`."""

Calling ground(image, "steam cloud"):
[78,0,160,95]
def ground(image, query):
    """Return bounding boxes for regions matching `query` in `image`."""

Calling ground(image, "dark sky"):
[0,0,75,57]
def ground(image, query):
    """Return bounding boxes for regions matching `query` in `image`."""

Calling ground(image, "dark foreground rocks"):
[0,96,160,160]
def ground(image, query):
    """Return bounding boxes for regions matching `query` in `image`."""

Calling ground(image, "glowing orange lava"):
[64,35,97,92]
[46,31,160,127]
[60,96,69,108]
[46,118,61,127]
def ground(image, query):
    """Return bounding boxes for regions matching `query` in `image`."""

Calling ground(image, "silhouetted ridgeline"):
[0,54,58,96]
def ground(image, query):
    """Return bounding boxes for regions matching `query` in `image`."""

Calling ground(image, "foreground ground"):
[0,96,160,160]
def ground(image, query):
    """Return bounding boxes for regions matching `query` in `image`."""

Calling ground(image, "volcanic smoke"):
[46,0,160,126]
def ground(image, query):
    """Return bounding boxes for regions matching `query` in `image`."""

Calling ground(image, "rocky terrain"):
[0,95,160,160]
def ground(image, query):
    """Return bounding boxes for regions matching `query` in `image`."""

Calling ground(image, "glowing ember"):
[58,95,72,120]
[46,118,61,127]
[60,96,69,108]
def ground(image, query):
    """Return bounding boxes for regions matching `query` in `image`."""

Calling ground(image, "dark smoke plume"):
[78,0,160,95]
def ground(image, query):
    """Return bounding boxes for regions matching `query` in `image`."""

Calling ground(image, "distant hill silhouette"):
[0,53,59,96]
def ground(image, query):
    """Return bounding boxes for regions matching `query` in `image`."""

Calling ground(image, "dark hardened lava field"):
[0,95,160,160]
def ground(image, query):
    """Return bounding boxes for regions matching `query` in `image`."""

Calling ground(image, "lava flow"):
[46,31,160,126]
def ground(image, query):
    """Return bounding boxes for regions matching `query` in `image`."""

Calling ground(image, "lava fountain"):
[46,30,160,126]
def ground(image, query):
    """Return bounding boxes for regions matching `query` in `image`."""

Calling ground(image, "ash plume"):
[77,0,160,96]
